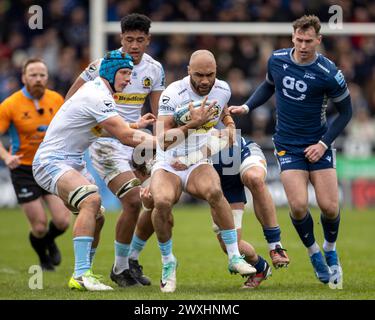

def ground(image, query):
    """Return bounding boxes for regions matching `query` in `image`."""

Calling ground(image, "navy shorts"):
[214,163,246,204]
[273,141,336,172]
[10,165,50,204]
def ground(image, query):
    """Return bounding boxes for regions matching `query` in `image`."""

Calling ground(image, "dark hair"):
[120,13,151,34]
[292,15,321,35]
[22,58,47,74]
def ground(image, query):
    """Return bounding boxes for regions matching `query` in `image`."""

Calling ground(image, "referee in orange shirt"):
[0,58,70,271]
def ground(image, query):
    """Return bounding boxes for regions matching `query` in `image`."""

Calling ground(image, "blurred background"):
[0,0,374,209]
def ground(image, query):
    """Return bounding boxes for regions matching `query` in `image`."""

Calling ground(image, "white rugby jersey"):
[81,51,165,123]
[35,77,119,160]
[156,75,231,163]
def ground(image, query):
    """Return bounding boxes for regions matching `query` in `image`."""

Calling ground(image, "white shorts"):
[151,160,210,191]
[32,154,94,195]
[89,138,135,184]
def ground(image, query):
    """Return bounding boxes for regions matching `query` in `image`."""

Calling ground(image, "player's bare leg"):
[242,166,289,268]
[187,164,256,277]
[150,169,182,293]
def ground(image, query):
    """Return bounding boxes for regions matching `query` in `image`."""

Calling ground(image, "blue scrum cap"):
[99,50,134,86]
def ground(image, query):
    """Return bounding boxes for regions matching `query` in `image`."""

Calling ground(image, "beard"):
[190,78,213,96]
[27,83,45,99]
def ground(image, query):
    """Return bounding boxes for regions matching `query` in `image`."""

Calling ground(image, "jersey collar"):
[290,48,318,66]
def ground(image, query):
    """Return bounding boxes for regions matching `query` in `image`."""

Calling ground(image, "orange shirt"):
[0,88,64,165]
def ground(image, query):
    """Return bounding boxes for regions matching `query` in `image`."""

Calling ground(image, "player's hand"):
[304,143,326,163]
[4,154,23,169]
[138,113,156,128]
[228,104,248,115]
[170,158,189,171]
[140,187,154,211]
[188,96,217,128]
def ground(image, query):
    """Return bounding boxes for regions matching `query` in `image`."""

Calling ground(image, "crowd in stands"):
[1,0,374,145]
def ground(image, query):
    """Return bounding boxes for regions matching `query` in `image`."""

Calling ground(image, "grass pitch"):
[0,205,374,300]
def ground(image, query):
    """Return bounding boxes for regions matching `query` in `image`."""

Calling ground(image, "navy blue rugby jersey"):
[267,48,349,146]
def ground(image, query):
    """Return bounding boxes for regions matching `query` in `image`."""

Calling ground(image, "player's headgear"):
[99,50,133,90]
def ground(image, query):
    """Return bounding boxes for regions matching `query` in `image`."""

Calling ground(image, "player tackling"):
[33,51,155,291]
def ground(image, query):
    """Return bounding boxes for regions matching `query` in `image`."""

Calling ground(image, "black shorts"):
[10,165,50,204]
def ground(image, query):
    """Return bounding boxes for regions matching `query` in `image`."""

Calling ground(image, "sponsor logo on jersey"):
[304,72,316,79]
[273,51,288,56]
[88,63,97,73]
[101,100,115,113]
[162,96,170,104]
[36,125,48,132]
[113,93,147,105]
[277,150,286,156]
[334,70,346,88]
[283,64,289,70]
[282,76,307,101]
[142,76,152,88]
[22,111,32,120]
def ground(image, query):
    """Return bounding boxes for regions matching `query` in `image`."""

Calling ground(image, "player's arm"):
[149,90,163,134]
[158,97,217,151]
[220,105,236,146]
[0,103,22,169]
[228,80,275,115]
[100,115,156,149]
[65,77,86,100]
[65,60,101,100]
[304,96,352,163]
[0,138,22,169]
[229,55,275,115]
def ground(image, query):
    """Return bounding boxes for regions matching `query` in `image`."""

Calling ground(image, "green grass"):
[0,205,374,300]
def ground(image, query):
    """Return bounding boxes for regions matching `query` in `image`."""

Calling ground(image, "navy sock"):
[321,212,340,243]
[263,226,281,244]
[45,221,65,244]
[253,255,267,273]
[29,232,48,263]
[290,211,316,248]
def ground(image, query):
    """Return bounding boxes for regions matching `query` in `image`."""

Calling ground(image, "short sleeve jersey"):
[35,77,119,161]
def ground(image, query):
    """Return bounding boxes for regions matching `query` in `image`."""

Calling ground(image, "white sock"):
[114,256,129,274]
[225,242,241,260]
[268,241,282,251]
[129,250,140,261]
[162,254,176,265]
[307,242,321,256]
[323,240,336,252]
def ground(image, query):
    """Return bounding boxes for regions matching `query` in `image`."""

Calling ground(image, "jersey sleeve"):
[80,59,101,82]
[152,65,166,92]
[326,68,350,103]
[87,98,119,124]
[158,86,180,116]
[265,55,275,85]
[0,100,12,134]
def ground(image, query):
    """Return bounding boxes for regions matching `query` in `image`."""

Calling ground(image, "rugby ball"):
[173,100,220,128]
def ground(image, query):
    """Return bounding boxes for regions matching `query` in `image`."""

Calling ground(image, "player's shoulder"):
[270,48,292,61]
[213,79,231,93]
[141,53,164,72]
[316,53,339,75]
